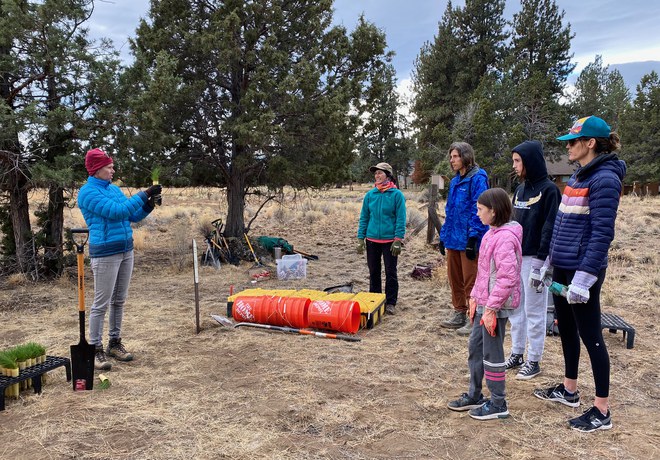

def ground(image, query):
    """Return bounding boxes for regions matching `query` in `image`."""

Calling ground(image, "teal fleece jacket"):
[357,187,406,241]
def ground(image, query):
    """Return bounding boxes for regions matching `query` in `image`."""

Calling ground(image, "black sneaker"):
[447,393,487,412]
[533,383,580,408]
[516,361,541,380]
[385,304,396,315]
[94,348,112,371]
[468,400,509,420]
[569,406,612,432]
[505,353,524,370]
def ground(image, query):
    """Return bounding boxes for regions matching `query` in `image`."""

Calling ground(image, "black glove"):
[145,184,162,197]
[438,240,446,256]
[465,237,477,260]
[143,195,158,212]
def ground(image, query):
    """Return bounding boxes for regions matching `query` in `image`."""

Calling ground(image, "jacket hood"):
[493,221,523,244]
[512,140,547,183]
[577,153,627,181]
[457,165,487,181]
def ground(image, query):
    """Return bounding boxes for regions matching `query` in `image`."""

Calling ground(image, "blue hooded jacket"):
[440,166,489,251]
[77,176,152,258]
[549,153,627,274]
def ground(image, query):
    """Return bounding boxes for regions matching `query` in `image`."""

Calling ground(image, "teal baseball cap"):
[557,116,611,141]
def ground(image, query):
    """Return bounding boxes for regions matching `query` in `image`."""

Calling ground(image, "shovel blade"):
[70,341,96,391]
[211,314,237,328]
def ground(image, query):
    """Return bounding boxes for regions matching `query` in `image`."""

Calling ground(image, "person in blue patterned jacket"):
[532,116,626,433]
[77,148,162,371]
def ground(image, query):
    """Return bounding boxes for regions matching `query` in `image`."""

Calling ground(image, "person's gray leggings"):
[89,250,134,347]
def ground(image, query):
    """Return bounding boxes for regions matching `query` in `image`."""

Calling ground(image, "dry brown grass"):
[0,188,658,459]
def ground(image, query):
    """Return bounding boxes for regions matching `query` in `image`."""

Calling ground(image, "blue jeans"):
[89,251,134,347]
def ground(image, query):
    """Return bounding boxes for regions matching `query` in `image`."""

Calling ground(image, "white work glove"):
[528,257,545,292]
[567,271,598,304]
[539,257,554,289]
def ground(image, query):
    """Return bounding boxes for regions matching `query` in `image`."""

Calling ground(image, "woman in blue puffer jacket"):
[77,148,162,371]
[532,116,626,433]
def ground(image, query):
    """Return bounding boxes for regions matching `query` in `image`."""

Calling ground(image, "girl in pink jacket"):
[447,188,522,420]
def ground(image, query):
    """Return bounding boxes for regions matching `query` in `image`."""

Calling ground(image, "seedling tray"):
[0,355,71,411]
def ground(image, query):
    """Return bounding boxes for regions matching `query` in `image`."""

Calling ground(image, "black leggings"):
[366,240,399,306]
[552,267,609,398]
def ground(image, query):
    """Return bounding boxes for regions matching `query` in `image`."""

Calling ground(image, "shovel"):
[70,228,95,391]
[210,315,361,342]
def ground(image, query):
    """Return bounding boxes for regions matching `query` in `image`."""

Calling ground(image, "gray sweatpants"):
[508,256,548,362]
[468,313,508,407]
[89,251,134,347]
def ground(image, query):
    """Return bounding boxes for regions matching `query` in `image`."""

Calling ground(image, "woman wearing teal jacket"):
[357,162,406,315]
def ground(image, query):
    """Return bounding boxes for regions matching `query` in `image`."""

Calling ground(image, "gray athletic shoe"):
[441,312,467,329]
[447,393,487,412]
[468,400,510,420]
[456,321,472,336]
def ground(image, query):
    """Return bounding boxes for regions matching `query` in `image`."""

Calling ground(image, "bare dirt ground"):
[1,186,659,459]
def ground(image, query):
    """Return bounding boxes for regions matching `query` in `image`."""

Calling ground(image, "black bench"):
[601,313,635,349]
[0,355,71,411]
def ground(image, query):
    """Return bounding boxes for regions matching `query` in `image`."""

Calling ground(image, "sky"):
[89,0,660,88]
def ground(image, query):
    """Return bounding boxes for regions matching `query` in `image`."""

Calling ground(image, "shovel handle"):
[77,252,86,312]
[244,233,260,264]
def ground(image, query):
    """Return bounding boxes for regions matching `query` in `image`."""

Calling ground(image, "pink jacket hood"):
[470,221,523,311]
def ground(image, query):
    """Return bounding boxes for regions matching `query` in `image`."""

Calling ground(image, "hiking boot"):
[533,383,580,408]
[516,361,541,380]
[441,312,467,329]
[456,321,472,336]
[447,392,487,412]
[385,304,396,315]
[95,348,112,371]
[504,353,524,370]
[468,400,509,420]
[107,338,134,362]
[569,406,612,432]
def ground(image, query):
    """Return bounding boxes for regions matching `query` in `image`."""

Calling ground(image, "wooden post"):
[427,184,439,244]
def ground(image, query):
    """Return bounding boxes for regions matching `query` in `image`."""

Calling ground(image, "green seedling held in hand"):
[151,165,162,206]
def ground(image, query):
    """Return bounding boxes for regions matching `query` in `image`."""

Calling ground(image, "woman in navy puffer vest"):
[77,148,161,371]
[532,116,626,433]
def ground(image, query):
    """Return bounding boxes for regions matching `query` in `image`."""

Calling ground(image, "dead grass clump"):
[6,273,28,287]
[609,248,635,265]
[133,227,148,250]
[169,223,192,273]
[407,207,426,229]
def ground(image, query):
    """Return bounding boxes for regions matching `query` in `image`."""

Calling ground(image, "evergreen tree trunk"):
[43,184,65,276]
[1,149,35,276]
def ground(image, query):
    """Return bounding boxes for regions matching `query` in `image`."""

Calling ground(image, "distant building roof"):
[546,154,578,176]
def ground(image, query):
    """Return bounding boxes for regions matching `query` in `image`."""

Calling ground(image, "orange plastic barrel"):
[307,300,361,334]
[232,296,310,328]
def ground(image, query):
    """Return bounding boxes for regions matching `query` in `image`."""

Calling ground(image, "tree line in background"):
[0,0,658,279]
